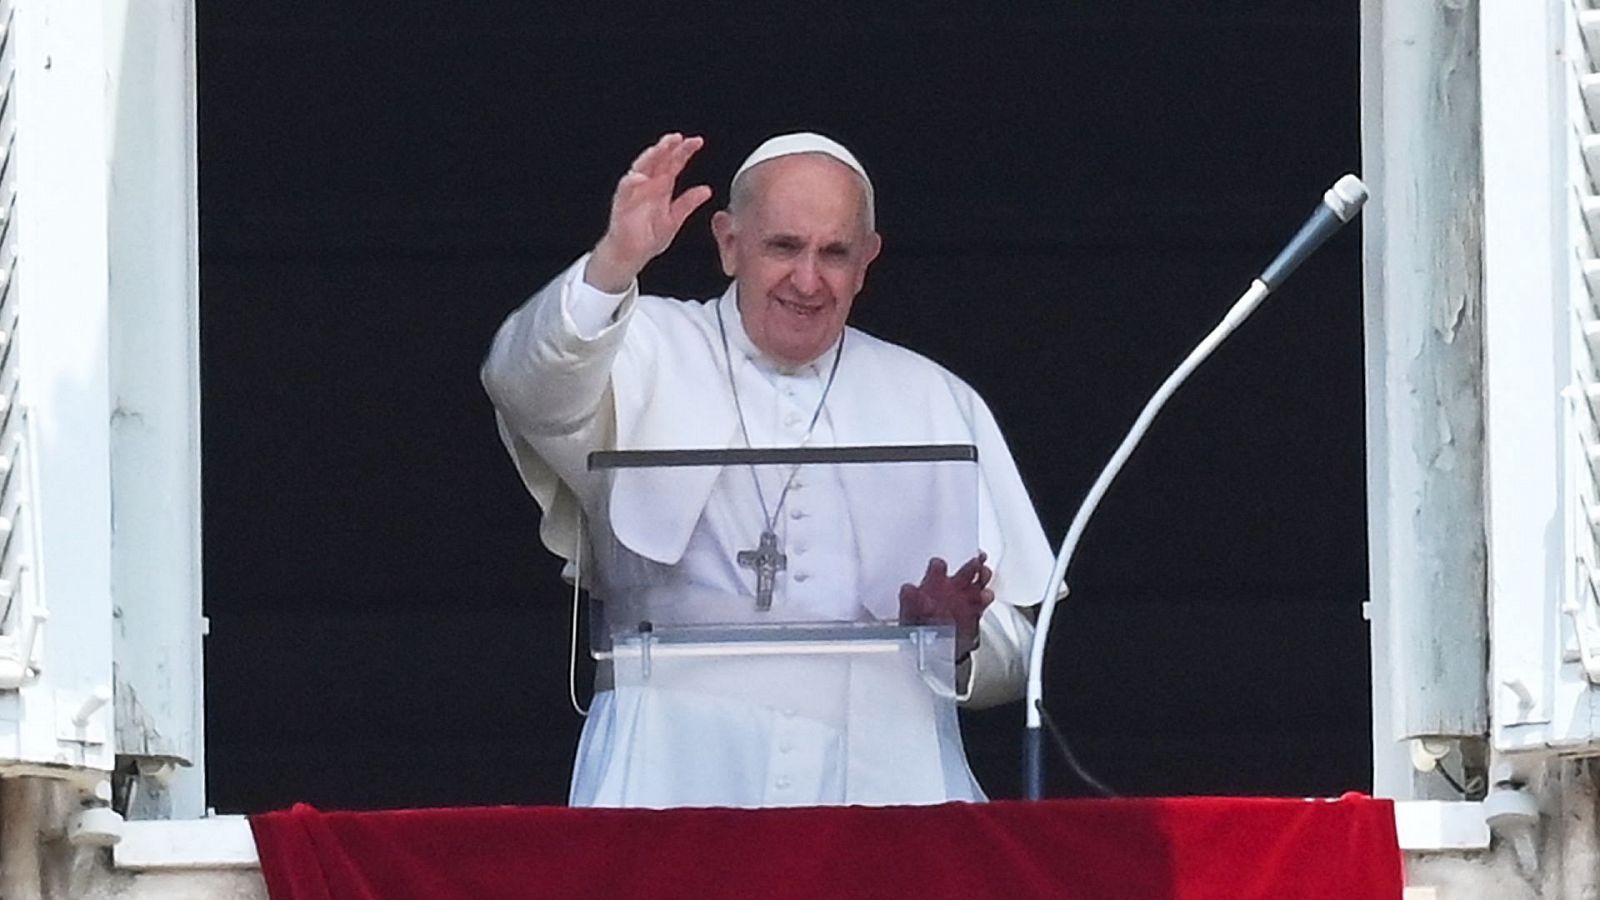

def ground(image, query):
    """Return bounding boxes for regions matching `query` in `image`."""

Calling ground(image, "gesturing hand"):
[585,133,714,293]
[898,553,994,662]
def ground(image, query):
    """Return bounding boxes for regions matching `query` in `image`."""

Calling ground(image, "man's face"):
[712,155,881,367]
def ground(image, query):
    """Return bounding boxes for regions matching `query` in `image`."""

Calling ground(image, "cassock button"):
[790,509,806,520]
[794,572,810,583]
[779,740,794,753]
[775,776,792,790]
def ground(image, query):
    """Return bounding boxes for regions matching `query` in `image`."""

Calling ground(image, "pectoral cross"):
[736,530,786,612]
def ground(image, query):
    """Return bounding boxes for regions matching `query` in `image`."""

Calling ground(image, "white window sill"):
[112,800,1493,871]
[115,816,259,870]
[1392,800,1490,851]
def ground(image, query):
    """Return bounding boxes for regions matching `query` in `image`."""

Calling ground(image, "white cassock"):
[482,256,1056,808]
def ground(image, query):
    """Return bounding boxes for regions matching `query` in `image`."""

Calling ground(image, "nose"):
[790,252,821,296]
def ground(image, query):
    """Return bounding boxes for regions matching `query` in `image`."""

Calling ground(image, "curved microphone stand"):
[1022,175,1370,800]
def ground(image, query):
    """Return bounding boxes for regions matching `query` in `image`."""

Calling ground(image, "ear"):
[855,231,883,293]
[711,211,738,278]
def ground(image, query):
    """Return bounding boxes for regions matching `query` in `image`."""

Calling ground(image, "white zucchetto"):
[731,132,875,218]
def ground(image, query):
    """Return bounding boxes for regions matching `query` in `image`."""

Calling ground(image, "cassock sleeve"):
[480,254,641,565]
[958,602,1035,708]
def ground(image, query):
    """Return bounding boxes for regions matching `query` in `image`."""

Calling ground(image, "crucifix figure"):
[736,529,787,612]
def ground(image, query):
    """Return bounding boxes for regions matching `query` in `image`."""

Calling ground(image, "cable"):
[567,511,590,717]
[1435,761,1469,797]
[1036,700,1117,797]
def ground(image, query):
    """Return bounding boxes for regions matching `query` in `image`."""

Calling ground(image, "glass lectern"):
[576,445,986,807]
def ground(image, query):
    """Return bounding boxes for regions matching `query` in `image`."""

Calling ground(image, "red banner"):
[251,794,1402,900]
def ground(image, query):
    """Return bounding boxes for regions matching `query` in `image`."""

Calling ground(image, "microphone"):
[1258,174,1369,290]
[1023,174,1370,800]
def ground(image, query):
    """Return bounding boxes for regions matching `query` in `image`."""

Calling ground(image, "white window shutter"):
[0,0,117,779]
[0,0,30,695]
[1484,0,1600,757]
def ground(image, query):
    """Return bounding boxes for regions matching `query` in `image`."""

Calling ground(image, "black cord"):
[1037,702,1118,797]
[1435,762,1468,796]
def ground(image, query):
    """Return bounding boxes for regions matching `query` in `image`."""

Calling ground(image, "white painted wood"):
[103,0,205,819]
[1359,0,1406,799]
[0,0,35,701]
[1580,134,1600,177]
[1474,0,1600,760]
[1479,0,1570,754]
[1360,0,1490,799]
[0,0,117,775]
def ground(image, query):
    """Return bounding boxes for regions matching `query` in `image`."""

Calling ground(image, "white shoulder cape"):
[492,276,1053,613]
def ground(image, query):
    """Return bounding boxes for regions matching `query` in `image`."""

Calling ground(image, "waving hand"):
[585,133,713,293]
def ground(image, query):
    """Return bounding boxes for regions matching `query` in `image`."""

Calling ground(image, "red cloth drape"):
[250,794,1402,900]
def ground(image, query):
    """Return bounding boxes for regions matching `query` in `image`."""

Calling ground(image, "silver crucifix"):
[736,529,786,611]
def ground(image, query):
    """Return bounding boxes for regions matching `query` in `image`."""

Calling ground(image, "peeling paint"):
[1436,290,1469,342]
[112,678,168,758]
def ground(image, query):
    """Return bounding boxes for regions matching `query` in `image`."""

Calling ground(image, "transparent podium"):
[574,445,987,808]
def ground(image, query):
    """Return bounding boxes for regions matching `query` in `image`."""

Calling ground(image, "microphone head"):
[1324,174,1370,222]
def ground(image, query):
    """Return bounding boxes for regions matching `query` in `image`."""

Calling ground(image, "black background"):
[199,2,1369,811]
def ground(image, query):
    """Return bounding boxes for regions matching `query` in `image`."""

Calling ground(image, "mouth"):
[774,297,826,318]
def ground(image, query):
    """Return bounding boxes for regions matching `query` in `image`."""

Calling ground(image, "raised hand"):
[585,133,714,293]
[897,553,994,662]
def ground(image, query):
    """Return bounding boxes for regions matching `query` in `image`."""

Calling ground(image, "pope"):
[482,131,1055,807]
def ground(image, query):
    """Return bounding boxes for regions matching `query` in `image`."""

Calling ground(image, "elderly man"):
[483,132,1053,808]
